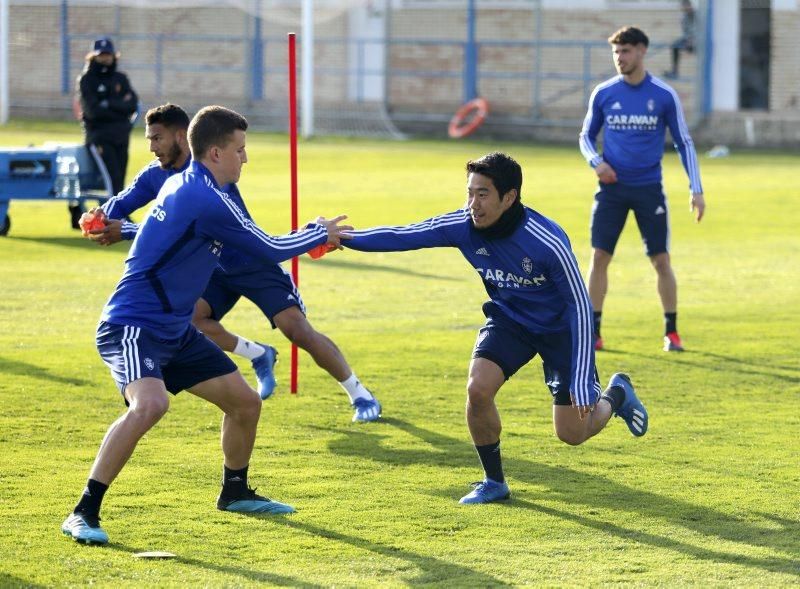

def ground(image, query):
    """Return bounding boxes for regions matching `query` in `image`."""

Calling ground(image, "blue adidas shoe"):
[459,479,511,504]
[609,373,648,437]
[217,487,296,514]
[352,397,381,423]
[252,344,278,400]
[61,512,109,545]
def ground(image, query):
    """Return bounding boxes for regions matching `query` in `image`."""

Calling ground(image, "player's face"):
[216,129,248,185]
[466,172,515,229]
[146,123,184,170]
[611,43,646,76]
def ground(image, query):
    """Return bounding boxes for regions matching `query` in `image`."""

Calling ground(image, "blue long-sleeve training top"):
[579,72,703,193]
[344,207,600,407]
[101,161,327,338]
[101,158,276,275]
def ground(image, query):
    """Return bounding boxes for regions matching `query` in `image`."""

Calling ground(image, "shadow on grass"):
[0,356,88,386]
[616,348,800,384]
[106,543,317,587]
[302,256,461,281]
[8,235,128,253]
[326,418,800,578]
[268,518,510,586]
[0,572,48,588]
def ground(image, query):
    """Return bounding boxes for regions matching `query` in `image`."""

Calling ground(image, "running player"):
[342,152,648,504]
[62,105,352,545]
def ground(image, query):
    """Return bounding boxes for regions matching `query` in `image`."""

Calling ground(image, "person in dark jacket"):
[71,37,138,228]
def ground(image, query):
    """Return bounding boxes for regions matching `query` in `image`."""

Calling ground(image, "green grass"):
[0,120,798,587]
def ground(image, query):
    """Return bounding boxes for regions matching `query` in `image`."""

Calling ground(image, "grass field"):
[0,120,798,587]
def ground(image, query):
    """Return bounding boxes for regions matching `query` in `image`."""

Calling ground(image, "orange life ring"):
[448,97,489,139]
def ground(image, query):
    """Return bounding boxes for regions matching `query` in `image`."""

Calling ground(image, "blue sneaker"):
[217,487,296,514]
[459,479,511,504]
[609,373,648,436]
[252,344,278,400]
[352,397,381,423]
[61,512,109,545]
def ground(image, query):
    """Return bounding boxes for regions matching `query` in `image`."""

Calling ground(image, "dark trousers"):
[68,138,130,228]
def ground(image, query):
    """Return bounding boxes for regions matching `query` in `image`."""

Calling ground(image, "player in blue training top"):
[84,103,380,422]
[62,106,352,545]
[579,26,705,353]
[343,152,648,504]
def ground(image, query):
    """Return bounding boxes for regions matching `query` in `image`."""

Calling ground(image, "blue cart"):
[0,143,113,235]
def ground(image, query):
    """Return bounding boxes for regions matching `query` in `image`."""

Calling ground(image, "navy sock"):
[593,311,602,337]
[221,465,249,499]
[74,479,108,517]
[601,386,625,413]
[664,312,677,335]
[475,441,504,483]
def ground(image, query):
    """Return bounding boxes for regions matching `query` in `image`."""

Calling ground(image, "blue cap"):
[92,37,115,55]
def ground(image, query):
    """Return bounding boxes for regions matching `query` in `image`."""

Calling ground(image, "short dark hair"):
[188,105,248,159]
[466,152,522,202]
[145,103,190,130]
[608,26,649,48]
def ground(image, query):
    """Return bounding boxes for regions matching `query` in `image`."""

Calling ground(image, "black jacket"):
[77,58,138,144]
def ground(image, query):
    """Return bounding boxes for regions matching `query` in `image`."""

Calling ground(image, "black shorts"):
[96,321,237,401]
[591,181,669,257]
[202,265,305,328]
[471,302,600,406]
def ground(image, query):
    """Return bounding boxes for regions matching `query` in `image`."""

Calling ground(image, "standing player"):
[343,152,648,504]
[579,26,705,352]
[85,103,380,421]
[62,105,352,545]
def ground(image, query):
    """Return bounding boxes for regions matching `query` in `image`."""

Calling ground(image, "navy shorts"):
[96,321,238,400]
[591,181,669,256]
[472,302,599,406]
[202,266,305,328]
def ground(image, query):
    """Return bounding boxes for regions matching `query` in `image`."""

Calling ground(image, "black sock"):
[221,464,249,499]
[73,479,108,517]
[601,385,625,413]
[664,312,677,335]
[475,441,504,483]
[593,311,602,338]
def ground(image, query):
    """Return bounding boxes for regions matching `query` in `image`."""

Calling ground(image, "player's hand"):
[79,207,107,237]
[595,162,618,184]
[690,192,705,222]
[88,218,123,246]
[316,215,354,250]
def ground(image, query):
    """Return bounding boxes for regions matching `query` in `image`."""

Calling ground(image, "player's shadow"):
[301,257,461,282]
[615,348,800,384]
[267,518,510,586]
[0,573,48,588]
[106,543,317,587]
[325,418,799,578]
[0,356,88,386]
[8,235,128,253]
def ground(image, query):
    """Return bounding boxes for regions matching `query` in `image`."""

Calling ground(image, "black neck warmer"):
[473,199,525,240]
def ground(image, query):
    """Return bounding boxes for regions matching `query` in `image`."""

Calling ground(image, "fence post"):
[463,0,477,102]
[61,0,69,95]
[252,0,264,101]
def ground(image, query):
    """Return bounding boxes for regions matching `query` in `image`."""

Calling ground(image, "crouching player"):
[343,152,648,504]
[62,106,352,544]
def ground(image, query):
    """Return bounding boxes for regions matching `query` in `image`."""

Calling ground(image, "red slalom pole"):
[288,32,299,394]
